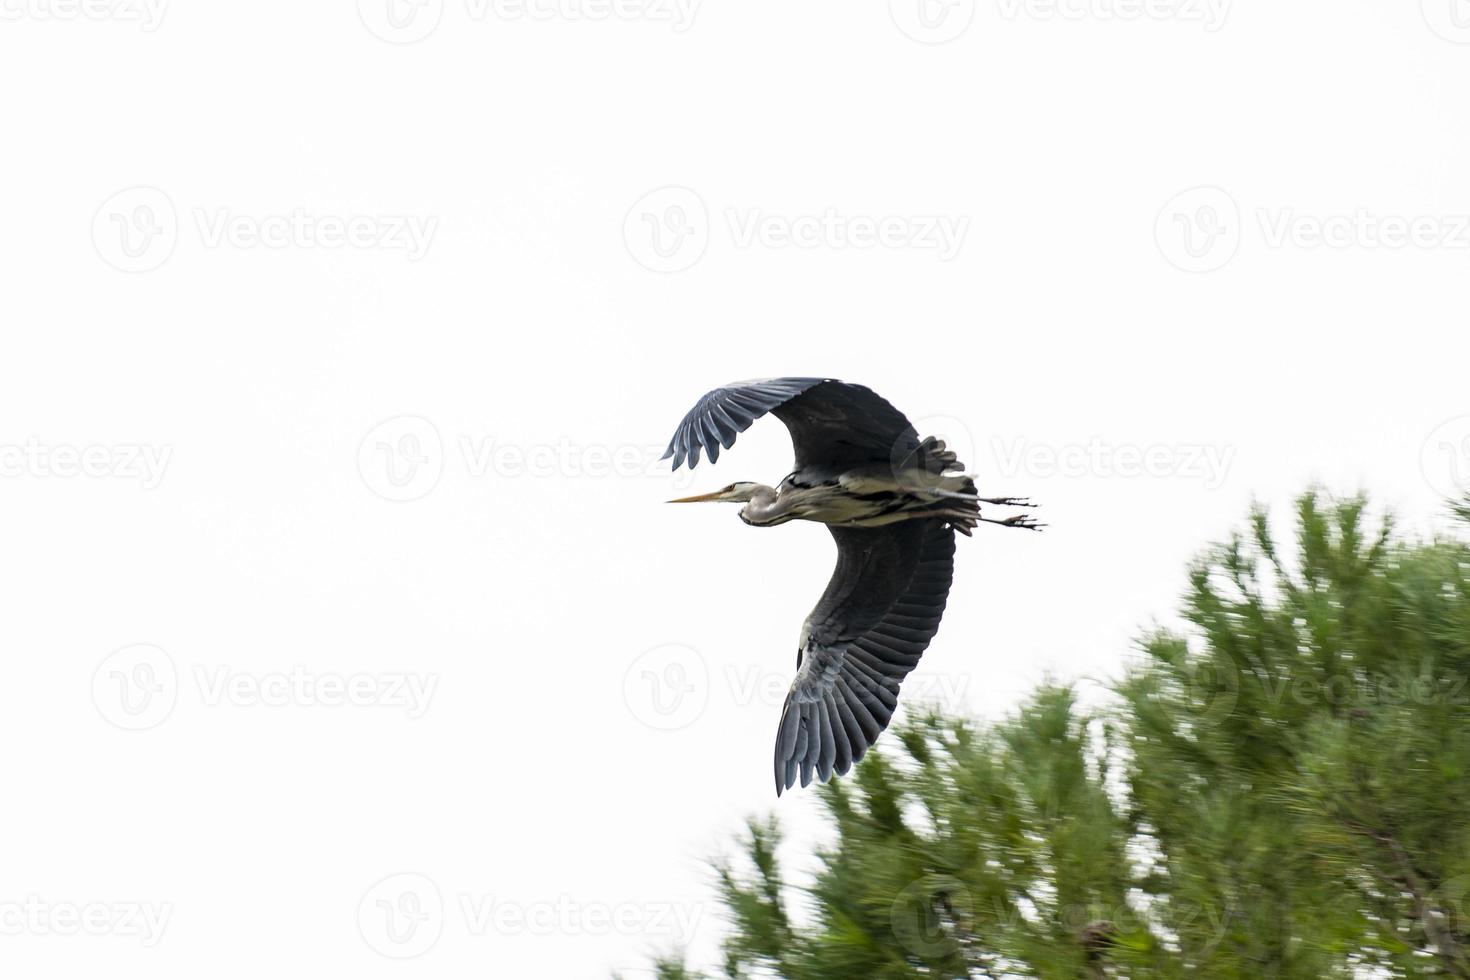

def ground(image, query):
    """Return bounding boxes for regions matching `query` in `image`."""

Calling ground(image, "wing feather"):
[774,520,958,795]
[662,377,921,473]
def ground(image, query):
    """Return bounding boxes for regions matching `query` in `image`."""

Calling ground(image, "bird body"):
[662,378,1038,795]
[682,465,985,530]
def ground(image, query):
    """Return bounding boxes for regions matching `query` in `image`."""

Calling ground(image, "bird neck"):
[738,485,787,526]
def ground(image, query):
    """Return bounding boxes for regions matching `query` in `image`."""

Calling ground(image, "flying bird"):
[662,378,1039,795]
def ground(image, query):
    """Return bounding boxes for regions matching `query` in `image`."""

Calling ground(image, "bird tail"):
[886,436,976,533]
[911,436,980,533]
[913,435,966,476]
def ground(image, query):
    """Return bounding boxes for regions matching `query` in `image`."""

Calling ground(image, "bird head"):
[667,482,764,505]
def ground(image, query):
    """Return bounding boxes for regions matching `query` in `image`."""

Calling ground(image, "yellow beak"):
[666,490,728,503]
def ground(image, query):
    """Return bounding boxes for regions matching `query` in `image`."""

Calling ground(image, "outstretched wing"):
[774,520,958,795]
[661,378,921,472]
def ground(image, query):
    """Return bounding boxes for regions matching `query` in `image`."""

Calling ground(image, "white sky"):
[4,1,1470,976]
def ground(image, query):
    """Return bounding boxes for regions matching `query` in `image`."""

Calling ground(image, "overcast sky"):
[4,1,1470,976]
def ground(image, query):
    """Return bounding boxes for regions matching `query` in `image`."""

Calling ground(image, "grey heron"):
[662,378,1039,795]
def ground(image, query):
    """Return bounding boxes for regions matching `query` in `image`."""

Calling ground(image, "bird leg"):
[978,514,1045,531]
[976,496,1035,508]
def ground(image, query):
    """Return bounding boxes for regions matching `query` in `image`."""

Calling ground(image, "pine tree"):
[638,493,1470,978]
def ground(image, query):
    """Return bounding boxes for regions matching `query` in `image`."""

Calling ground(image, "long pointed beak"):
[666,490,727,503]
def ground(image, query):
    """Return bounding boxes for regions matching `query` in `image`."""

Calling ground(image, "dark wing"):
[774,520,958,795]
[661,378,921,472]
